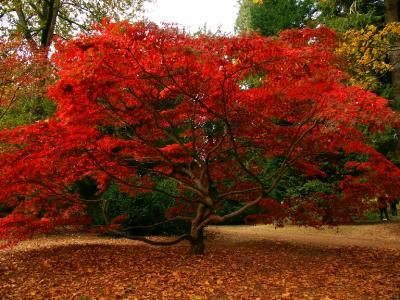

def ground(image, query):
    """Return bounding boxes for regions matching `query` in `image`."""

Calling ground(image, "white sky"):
[143,0,239,34]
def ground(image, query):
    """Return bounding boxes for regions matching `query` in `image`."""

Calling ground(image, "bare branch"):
[57,11,90,32]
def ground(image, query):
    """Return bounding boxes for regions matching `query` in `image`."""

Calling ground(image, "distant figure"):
[391,200,398,216]
[378,198,389,221]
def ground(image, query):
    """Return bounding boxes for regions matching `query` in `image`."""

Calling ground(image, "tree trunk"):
[385,0,400,106]
[385,0,399,23]
[385,1,400,160]
[15,0,37,49]
[40,0,61,48]
[188,227,205,255]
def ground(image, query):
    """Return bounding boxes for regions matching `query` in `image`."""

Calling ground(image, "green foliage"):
[317,0,384,32]
[0,97,56,129]
[320,11,382,32]
[235,0,316,36]
[85,180,190,236]
[287,179,335,197]
[369,128,400,166]
[363,210,380,221]
[235,0,253,34]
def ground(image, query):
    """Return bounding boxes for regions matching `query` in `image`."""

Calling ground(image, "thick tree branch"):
[40,0,60,48]
[121,216,191,231]
[85,149,207,203]
[196,118,320,230]
[14,0,36,47]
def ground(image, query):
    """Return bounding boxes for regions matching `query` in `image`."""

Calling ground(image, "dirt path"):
[2,220,400,254]
[207,220,400,250]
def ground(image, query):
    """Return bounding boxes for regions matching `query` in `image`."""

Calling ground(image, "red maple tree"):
[0,21,399,253]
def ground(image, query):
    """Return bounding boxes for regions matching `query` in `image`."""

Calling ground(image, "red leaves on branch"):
[0,21,399,247]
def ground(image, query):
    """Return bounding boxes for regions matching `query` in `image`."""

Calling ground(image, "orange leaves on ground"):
[0,238,399,299]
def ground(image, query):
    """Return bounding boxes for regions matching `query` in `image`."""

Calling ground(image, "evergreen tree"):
[235,0,316,35]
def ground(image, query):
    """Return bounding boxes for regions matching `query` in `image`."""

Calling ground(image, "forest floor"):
[1,220,400,299]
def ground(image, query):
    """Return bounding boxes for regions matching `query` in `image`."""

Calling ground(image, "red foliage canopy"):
[0,21,399,249]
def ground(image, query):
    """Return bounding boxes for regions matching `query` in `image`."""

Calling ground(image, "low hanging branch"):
[100,197,194,246]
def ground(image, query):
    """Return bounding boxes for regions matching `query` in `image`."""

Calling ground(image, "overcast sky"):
[143,0,239,34]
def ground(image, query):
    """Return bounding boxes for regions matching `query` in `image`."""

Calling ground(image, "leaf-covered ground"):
[1,223,400,299]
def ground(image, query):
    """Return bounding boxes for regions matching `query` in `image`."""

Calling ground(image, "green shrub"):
[363,210,380,222]
[84,180,190,236]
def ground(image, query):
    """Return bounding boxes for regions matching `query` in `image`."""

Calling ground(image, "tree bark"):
[188,227,205,255]
[385,1,400,159]
[385,0,399,22]
[14,0,37,49]
[40,0,61,48]
[385,0,400,106]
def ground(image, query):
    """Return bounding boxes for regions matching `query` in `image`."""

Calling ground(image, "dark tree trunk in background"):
[385,0,400,107]
[15,0,61,50]
[385,1,400,161]
[385,0,399,22]
[40,0,61,48]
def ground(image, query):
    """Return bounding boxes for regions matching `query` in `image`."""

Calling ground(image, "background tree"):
[316,1,400,105]
[0,22,398,254]
[321,1,400,162]
[235,0,316,35]
[335,23,400,95]
[317,0,385,32]
[0,0,150,49]
[384,0,400,103]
